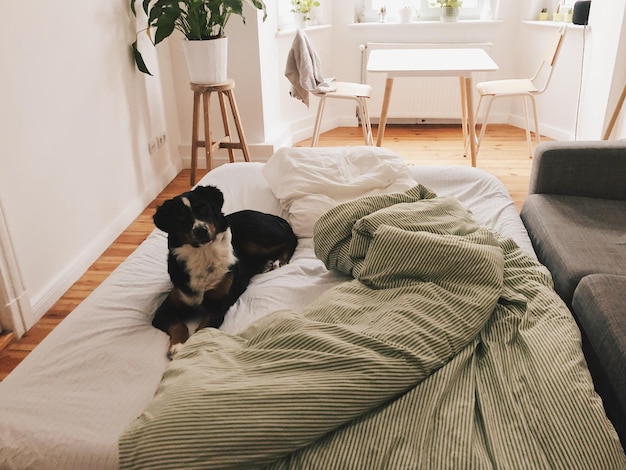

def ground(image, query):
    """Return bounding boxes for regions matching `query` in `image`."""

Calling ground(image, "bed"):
[0,147,624,469]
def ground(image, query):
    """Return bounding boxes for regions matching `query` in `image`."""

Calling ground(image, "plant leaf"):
[142,0,151,15]
[153,8,179,44]
[148,0,171,24]
[131,41,152,75]
[245,0,267,20]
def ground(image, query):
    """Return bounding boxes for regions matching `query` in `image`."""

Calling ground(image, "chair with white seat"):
[471,26,566,158]
[285,29,373,147]
[311,81,373,146]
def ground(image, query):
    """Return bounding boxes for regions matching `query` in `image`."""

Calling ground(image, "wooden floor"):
[0,124,541,380]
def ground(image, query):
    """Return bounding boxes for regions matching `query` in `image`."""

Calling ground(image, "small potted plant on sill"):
[130,0,267,84]
[431,0,462,22]
[290,0,320,27]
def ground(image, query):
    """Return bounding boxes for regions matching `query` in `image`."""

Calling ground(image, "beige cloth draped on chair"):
[285,30,373,146]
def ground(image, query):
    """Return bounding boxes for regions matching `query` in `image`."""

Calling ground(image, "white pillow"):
[262,146,415,238]
[197,162,283,216]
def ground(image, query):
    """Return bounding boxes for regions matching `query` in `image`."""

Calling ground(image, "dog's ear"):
[153,199,179,233]
[194,185,225,210]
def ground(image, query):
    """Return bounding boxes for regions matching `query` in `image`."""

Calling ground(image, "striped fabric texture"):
[119,187,626,469]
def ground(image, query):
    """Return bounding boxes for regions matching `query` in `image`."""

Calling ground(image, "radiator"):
[361,42,494,124]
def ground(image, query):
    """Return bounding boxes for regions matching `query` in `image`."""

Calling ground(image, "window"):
[277,0,328,30]
[356,0,489,22]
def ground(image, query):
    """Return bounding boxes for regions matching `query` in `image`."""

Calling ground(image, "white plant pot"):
[399,6,413,23]
[182,37,228,84]
[295,13,311,29]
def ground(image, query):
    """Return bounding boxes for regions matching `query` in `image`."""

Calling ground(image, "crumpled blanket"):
[119,186,626,470]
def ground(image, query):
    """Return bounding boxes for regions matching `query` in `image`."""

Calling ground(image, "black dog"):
[152,185,297,357]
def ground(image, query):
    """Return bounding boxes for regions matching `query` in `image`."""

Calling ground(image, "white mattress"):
[0,151,536,469]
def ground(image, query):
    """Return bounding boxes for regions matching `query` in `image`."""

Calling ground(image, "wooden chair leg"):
[522,96,533,159]
[190,91,201,186]
[476,95,494,157]
[529,95,541,146]
[465,92,483,158]
[218,91,235,163]
[225,89,250,162]
[202,92,214,173]
[361,98,373,146]
[312,97,326,147]
[355,98,369,146]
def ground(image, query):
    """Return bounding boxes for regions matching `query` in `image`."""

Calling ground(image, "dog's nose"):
[192,225,211,244]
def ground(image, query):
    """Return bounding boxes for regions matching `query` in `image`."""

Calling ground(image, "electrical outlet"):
[157,134,167,148]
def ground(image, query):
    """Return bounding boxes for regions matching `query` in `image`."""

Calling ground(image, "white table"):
[367,48,499,167]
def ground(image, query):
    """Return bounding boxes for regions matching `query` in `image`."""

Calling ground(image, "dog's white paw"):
[168,343,183,360]
[262,259,285,273]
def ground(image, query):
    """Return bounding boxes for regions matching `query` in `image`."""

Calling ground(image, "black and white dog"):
[152,185,297,357]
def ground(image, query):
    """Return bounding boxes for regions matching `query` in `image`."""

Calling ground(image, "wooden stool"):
[190,79,250,186]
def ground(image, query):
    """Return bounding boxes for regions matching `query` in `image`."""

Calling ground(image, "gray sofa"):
[520,140,626,449]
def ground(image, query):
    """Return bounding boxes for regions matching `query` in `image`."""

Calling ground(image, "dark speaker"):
[573,0,591,25]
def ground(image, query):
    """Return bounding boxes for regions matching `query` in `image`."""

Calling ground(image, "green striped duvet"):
[119,186,625,469]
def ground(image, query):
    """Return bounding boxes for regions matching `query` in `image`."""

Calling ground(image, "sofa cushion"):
[520,194,626,305]
[572,274,626,415]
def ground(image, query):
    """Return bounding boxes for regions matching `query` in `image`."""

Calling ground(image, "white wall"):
[577,1,626,139]
[0,1,181,327]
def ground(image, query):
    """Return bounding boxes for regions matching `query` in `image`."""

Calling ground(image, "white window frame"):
[277,0,328,30]
[358,0,486,23]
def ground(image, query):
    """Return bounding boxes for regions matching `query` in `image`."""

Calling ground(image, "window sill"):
[349,19,503,28]
[276,24,331,37]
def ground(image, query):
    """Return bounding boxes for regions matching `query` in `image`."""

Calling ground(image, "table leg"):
[459,77,468,157]
[376,77,394,147]
[464,77,477,167]
[603,82,626,139]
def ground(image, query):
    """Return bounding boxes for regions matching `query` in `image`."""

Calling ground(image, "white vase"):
[182,37,228,85]
[295,13,311,29]
[399,6,413,23]
[440,6,459,22]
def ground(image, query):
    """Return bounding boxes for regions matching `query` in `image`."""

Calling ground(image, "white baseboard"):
[507,114,574,141]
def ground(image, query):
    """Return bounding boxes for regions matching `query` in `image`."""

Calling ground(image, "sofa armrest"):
[528,140,626,200]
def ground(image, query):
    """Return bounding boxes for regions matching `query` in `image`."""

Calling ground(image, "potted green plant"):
[131,0,267,83]
[431,0,462,22]
[290,0,320,25]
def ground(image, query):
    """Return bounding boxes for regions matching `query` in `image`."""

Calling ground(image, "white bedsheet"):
[0,150,536,469]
